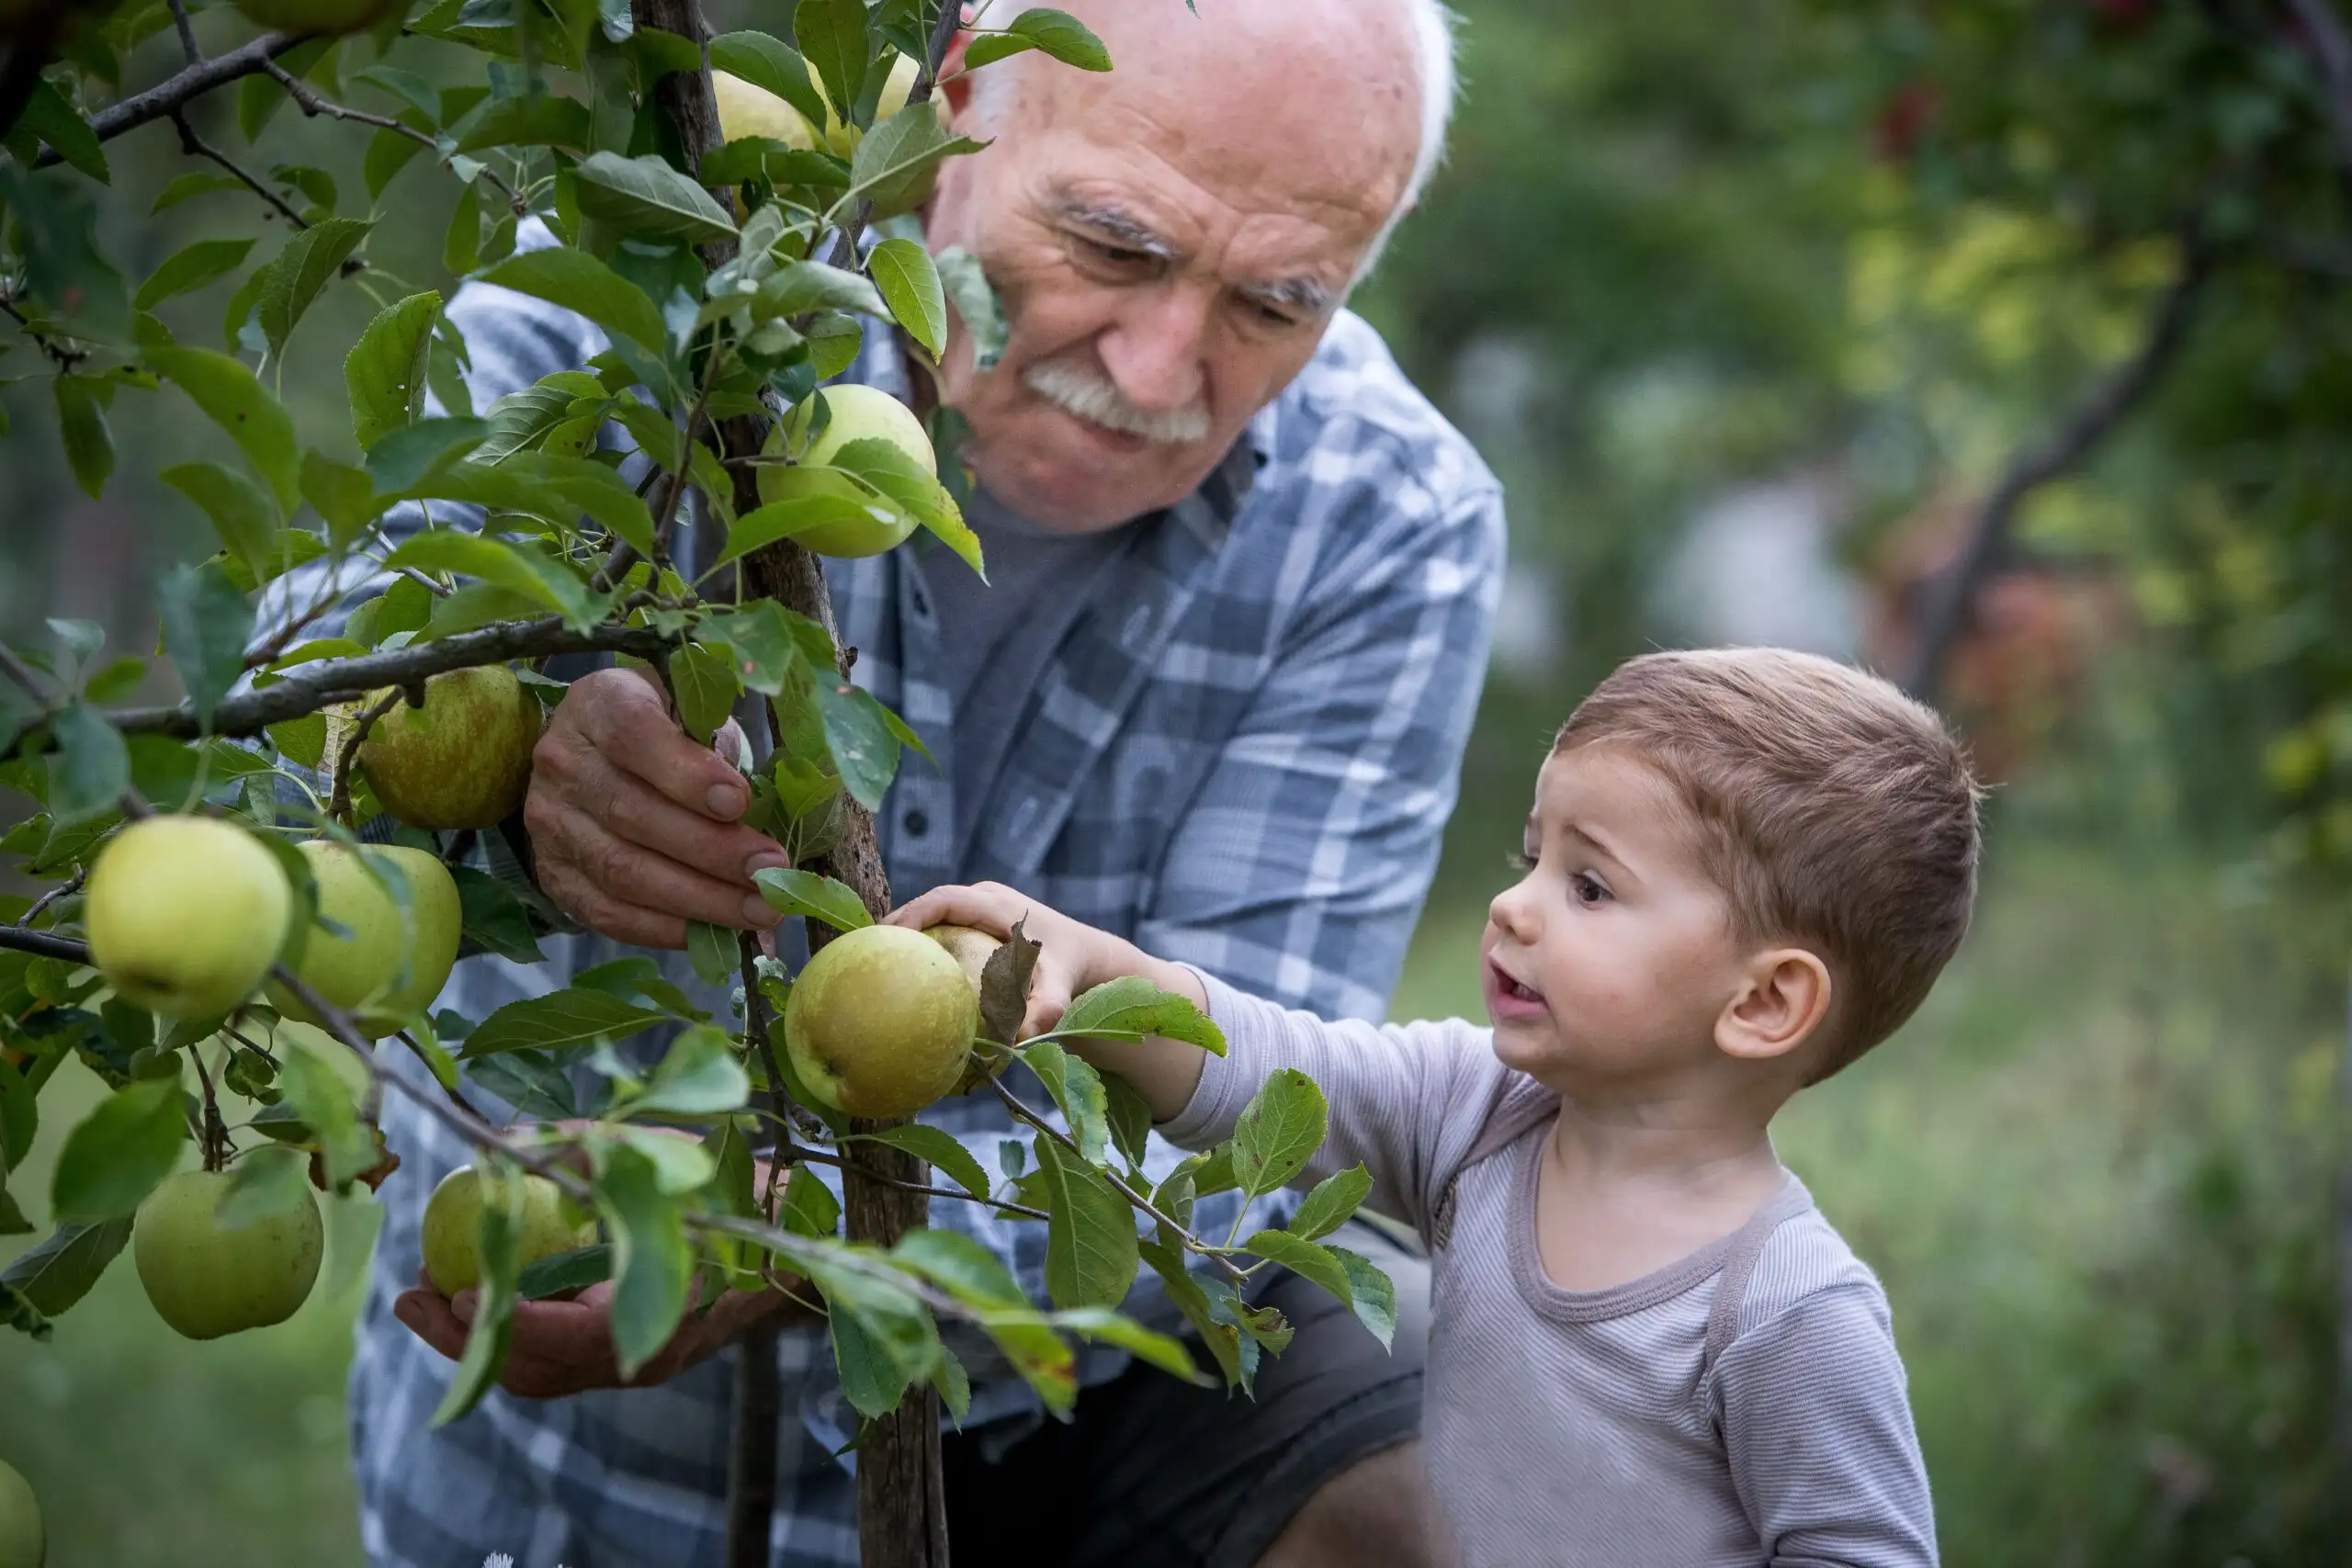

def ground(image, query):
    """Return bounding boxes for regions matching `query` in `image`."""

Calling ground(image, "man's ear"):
[1714,948,1831,1065]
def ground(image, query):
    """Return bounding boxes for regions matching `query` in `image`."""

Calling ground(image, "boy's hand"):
[886,883,1211,1119]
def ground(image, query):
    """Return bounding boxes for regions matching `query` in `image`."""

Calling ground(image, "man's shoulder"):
[1256,310,1500,524]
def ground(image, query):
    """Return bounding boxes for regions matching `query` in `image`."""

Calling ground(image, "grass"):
[4,839,2346,1565]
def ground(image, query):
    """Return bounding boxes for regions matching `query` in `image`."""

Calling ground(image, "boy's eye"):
[1570,872,1611,906]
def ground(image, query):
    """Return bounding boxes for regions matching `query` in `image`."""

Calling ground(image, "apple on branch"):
[420,1167,594,1297]
[84,817,293,1021]
[358,665,544,832]
[785,924,979,1120]
[758,385,940,559]
[133,1170,323,1341]
[268,841,463,1039]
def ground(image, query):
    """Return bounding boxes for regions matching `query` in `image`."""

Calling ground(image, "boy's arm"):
[1716,1285,1939,1568]
[888,883,1506,1233]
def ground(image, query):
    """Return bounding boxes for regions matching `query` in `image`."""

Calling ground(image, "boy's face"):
[1480,748,1756,1089]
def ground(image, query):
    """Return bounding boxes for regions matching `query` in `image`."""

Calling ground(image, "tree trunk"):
[630,4,945,1564]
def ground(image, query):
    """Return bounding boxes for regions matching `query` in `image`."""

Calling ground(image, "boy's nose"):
[1487,879,1542,945]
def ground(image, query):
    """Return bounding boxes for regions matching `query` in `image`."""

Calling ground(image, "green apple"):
[0,1458,39,1568]
[785,923,978,1119]
[85,816,293,1021]
[268,842,462,1038]
[714,70,820,152]
[232,0,401,34]
[759,385,936,558]
[420,1166,591,1297]
[357,664,543,830]
[134,1169,322,1340]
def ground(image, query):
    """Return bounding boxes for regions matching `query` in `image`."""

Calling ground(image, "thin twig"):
[14,870,85,930]
[172,111,308,229]
[328,687,402,827]
[165,0,202,65]
[0,927,89,962]
[0,295,90,368]
[786,1143,1049,1222]
[262,60,529,216]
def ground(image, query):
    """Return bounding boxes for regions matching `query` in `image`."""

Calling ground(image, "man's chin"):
[968,424,1198,533]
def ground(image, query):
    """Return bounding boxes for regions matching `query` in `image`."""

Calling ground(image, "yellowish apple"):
[785,923,978,1119]
[713,70,820,152]
[357,665,543,830]
[0,1458,38,1568]
[420,1166,592,1297]
[923,923,1001,996]
[759,384,935,558]
[134,1169,322,1340]
[85,816,293,1021]
[268,842,461,1037]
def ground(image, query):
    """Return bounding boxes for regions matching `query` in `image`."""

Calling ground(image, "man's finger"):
[545,801,781,931]
[393,1285,472,1362]
[534,855,694,949]
[573,668,753,822]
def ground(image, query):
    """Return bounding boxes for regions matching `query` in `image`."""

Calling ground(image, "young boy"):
[890,648,1980,1567]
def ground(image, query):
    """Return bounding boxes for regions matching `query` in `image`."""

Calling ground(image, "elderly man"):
[350,0,1503,1563]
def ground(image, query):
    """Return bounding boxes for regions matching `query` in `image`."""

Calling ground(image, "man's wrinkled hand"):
[524,666,790,949]
[392,1269,802,1400]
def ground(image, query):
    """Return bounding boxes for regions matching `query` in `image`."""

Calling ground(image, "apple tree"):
[0,3,1396,1563]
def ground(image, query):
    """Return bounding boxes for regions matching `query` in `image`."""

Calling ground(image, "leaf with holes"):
[345,291,442,449]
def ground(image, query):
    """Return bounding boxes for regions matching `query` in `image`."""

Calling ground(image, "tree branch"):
[33,30,310,162]
[260,59,530,216]
[1901,224,2215,699]
[172,110,308,229]
[98,616,675,741]
[0,926,91,963]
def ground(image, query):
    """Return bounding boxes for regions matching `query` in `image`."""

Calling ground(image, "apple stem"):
[187,1043,232,1174]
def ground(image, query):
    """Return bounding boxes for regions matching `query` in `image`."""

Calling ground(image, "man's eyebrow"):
[1051,197,1179,259]
[1238,276,1338,318]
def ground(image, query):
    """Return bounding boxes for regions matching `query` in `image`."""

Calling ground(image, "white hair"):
[962,0,1459,288]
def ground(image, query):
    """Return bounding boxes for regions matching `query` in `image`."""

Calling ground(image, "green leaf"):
[933,246,1007,371]
[1326,1243,1397,1348]
[709,31,830,129]
[0,166,130,343]
[383,528,594,624]
[0,1217,131,1315]
[135,239,257,311]
[824,436,982,580]
[866,237,946,360]
[616,1127,718,1192]
[814,678,902,811]
[1021,1042,1112,1166]
[794,0,869,119]
[149,348,301,514]
[452,864,547,964]
[217,1144,314,1228]
[597,1144,694,1379]
[519,1242,612,1298]
[1241,1227,1349,1303]
[780,1162,842,1237]
[1287,1164,1372,1244]
[366,418,489,491]
[161,461,277,579]
[627,1025,751,1116]
[1138,1234,1240,1386]
[151,172,247,214]
[254,218,375,359]
[300,452,381,548]
[1034,1136,1138,1310]
[1060,976,1227,1055]
[854,1126,993,1207]
[1229,1068,1327,1200]
[892,1227,1027,1308]
[842,103,987,219]
[463,1050,579,1122]
[1102,1074,1155,1171]
[753,867,874,931]
[158,559,258,730]
[365,126,429,200]
[462,987,672,1056]
[711,482,903,571]
[18,78,109,181]
[1048,1305,1201,1382]
[51,1077,185,1223]
[345,290,443,450]
[52,376,115,500]
[281,1042,379,1187]
[48,705,129,827]
[685,917,739,988]
[478,246,669,354]
[829,1299,913,1419]
[967,8,1114,72]
[753,259,887,320]
[572,152,738,243]
[451,92,593,154]
[431,1163,525,1425]
[669,640,741,746]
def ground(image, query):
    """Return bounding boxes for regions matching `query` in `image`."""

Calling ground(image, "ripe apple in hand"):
[0,1458,39,1568]
[85,816,293,1021]
[924,924,1001,996]
[785,924,978,1119]
[420,1166,592,1297]
[269,841,462,1037]
[134,1169,323,1340]
[759,385,936,558]
[358,665,543,830]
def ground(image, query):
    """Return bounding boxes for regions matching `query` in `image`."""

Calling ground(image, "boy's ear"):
[1714,948,1832,1065]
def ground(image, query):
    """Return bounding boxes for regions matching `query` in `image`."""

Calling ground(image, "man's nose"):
[1094,282,1214,414]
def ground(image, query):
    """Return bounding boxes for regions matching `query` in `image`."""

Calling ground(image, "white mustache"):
[1022,358,1211,446]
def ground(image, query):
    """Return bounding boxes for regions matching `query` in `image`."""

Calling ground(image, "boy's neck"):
[1544,1093,1781,1191]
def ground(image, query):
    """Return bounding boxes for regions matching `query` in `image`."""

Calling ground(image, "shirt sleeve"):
[1136,473,1505,1021]
[1160,972,1511,1237]
[1715,1284,1939,1568]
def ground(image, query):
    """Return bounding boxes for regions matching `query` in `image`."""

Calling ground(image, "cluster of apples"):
[77,666,540,1341]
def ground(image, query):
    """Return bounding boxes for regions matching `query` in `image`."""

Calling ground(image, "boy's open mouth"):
[1490,961,1543,1006]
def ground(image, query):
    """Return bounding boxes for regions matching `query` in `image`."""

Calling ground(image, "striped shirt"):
[1166,975,1939,1568]
[345,231,1507,1568]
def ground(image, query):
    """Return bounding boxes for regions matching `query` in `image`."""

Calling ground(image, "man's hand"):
[393,1270,804,1400]
[526,666,791,949]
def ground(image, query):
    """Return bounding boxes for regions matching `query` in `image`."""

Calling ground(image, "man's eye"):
[1077,236,1154,267]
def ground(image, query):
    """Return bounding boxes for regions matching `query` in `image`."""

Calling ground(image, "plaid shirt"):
[346,258,1505,1568]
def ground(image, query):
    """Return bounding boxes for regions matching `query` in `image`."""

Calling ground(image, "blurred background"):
[6,0,2352,1562]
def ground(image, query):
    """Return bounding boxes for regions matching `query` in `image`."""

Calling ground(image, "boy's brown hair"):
[1555,647,1983,1083]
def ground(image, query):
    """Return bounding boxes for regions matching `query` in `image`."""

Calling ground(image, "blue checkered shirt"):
[345,254,1505,1568]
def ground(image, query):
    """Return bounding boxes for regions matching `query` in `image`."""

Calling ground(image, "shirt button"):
[902,809,930,837]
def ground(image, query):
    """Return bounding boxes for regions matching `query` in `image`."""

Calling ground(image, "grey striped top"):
[1164,975,1939,1568]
